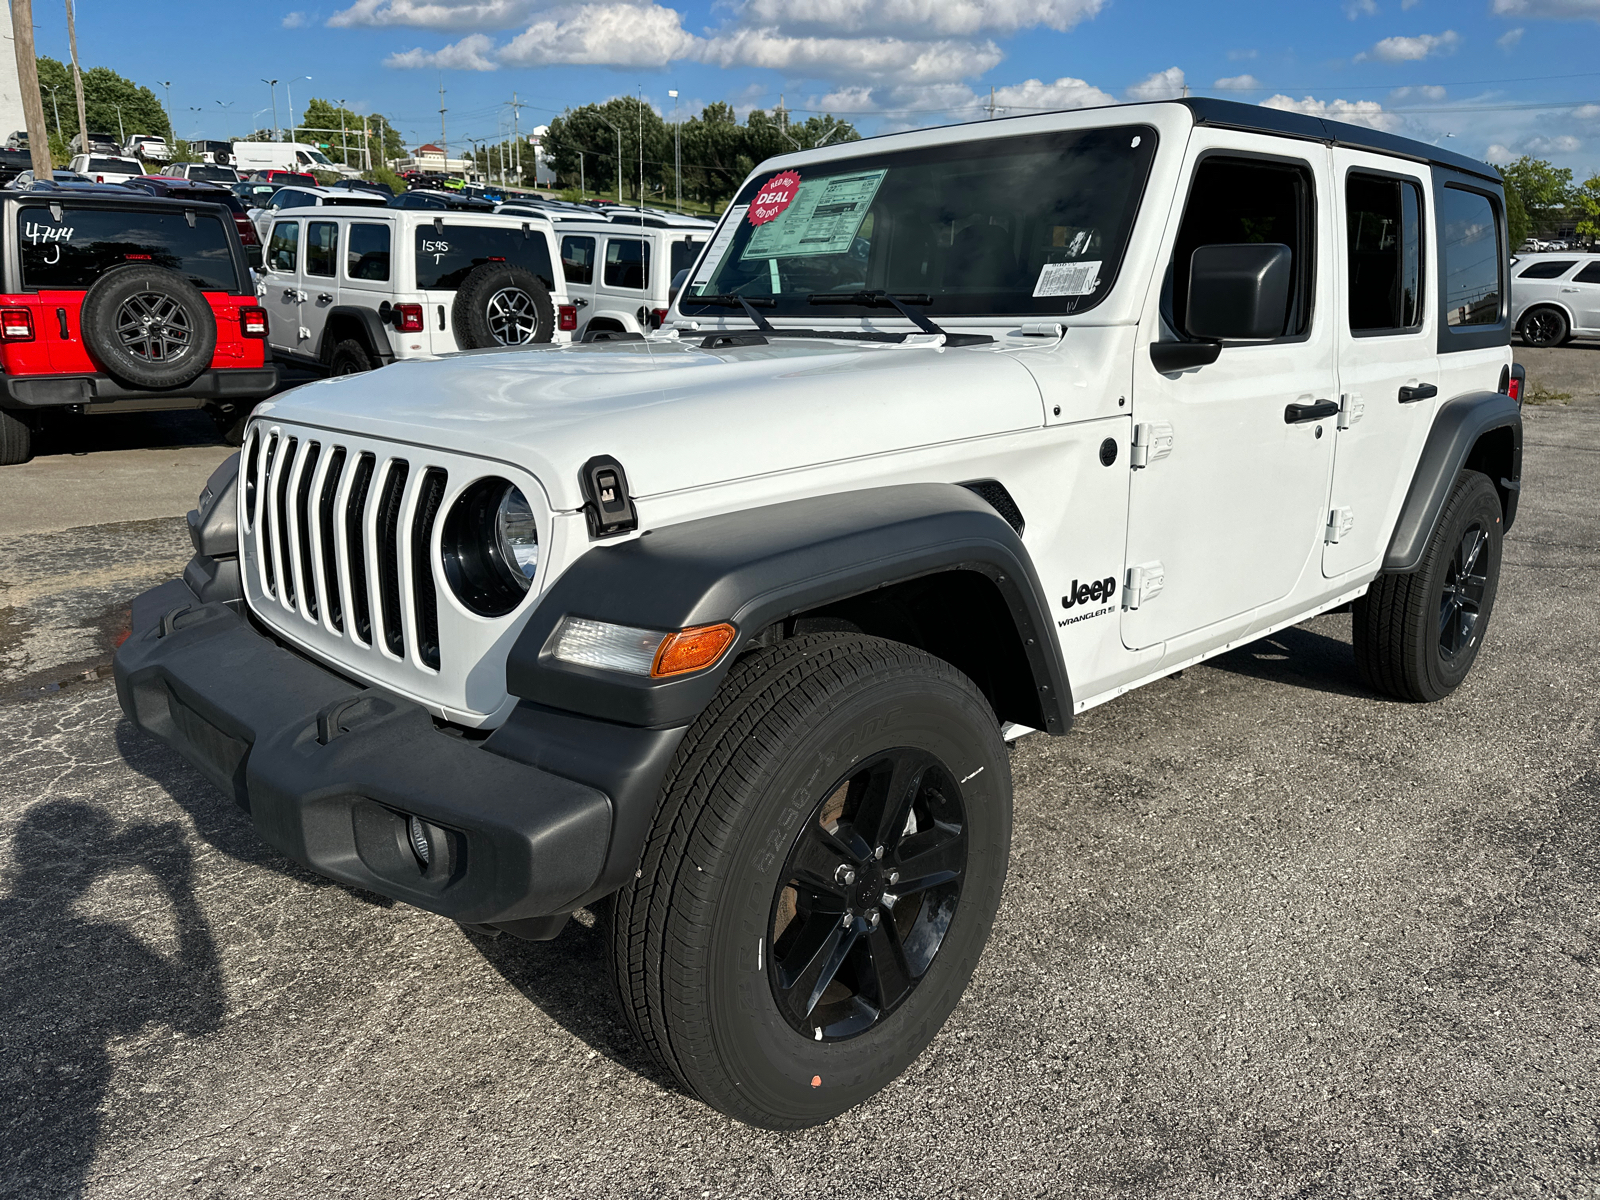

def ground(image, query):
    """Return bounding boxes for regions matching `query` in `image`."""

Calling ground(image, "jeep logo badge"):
[1062,576,1116,609]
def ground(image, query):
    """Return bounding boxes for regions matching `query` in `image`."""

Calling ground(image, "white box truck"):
[231,141,360,178]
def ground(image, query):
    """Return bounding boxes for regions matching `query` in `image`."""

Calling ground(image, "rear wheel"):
[80,265,218,389]
[451,264,554,350]
[610,633,1012,1128]
[0,408,32,465]
[1519,306,1569,348]
[327,338,374,376]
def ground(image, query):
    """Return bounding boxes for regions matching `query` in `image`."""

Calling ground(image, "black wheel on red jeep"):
[610,633,1012,1128]
[0,408,32,466]
[451,264,554,350]
[80,265,217,390]
[328,338,374,376]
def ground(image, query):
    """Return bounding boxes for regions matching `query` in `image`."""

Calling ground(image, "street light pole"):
[285,76,310,145]
[335,98,348,168]
[260,80,278,140]
[112,103,123,144]
[668,89,679,212]
[43,84,61,134]
[65,0,88,149]
[216,100,234,143]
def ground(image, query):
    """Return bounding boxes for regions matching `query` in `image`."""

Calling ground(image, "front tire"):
[1353,470,1504,702]
[1519,306,1569,348]
[610,634,1012,1128]
[0,407,32,465]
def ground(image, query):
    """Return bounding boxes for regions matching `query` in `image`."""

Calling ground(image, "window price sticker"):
[1033,260,1102,297]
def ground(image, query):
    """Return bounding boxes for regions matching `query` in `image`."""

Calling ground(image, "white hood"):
[257,336,1047,510]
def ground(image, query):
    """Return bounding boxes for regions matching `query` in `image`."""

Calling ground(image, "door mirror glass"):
[1186,242,1293,340]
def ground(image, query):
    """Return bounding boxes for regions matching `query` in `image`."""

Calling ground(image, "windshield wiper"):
[808,291,943,336]
[685,293,775,331]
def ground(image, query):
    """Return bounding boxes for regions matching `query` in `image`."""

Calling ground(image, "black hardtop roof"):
[1177,97,1500,183]
[0,188,237,209]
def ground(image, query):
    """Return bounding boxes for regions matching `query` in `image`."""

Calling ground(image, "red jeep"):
[0,189,277,464]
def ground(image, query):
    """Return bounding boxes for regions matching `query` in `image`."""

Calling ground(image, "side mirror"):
[1186,242,1293,341]
[669,267,689,305]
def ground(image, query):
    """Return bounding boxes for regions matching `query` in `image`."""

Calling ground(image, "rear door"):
[598,234,650,329]
[302,219,340,355]
[1323,150,1438,578]
[559,232,597,330]
[263,219,304,357]
[1568,259,1600,332]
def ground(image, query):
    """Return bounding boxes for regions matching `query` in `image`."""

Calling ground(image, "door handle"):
[1284,400,1339,424]
[1398,382,1438,403]
[1560,287,1580,293]
[574,297,589,308]
[316,292,333,304]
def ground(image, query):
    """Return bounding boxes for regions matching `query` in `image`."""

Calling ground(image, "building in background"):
[389,141,477,179]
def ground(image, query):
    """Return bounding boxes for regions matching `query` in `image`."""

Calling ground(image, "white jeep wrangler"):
[117,99,1523,1129]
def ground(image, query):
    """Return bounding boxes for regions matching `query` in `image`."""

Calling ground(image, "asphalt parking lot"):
[2,347,1598,1199]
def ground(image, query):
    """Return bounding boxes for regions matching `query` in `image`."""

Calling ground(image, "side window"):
[670,237,703,278]
[1346,173,1423,334]
[346,222,391,281]
[1517,260,1577,279]
[603,238,649,290]
[1574,261,1600,285]
[1439,186,1502,327]
[268,221,299,273]
[306,221,337,277]
[1169,156,1315,338]
[561,235,595,285]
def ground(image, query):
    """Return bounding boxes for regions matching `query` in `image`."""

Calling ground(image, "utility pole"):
[984,86,997,120]
[261,79,278,140]
[65,0,88,150]
[437,75,447,170]
[510,92,523,185]
[668,89,679,212]
[10,0,54,178]
[577,150,584,198]
[362,119,371,173]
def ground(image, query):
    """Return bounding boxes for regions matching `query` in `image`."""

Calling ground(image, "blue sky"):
[34,0,1600,177]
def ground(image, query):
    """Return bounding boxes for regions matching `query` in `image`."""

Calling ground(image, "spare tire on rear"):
[451,263,554,350]
[80,265,217,390]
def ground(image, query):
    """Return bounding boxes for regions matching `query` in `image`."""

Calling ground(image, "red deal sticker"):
[749,170,800,226]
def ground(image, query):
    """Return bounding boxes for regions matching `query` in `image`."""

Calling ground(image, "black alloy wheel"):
[1519,307,1568,348]
[1438,524,1489,661]
[115,292,193,364]
[769,748,967,1041]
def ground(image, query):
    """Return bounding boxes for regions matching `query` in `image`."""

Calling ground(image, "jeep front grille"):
[238,420,549,725]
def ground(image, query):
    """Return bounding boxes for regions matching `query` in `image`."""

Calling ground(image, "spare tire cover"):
[451,262,555,350]
[80,265,218,390]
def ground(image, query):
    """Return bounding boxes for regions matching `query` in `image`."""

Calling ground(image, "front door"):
[1570,259,1600,332]
[1323,149,1439,578]
[263,219,305,358]
[1123,131,1339,652]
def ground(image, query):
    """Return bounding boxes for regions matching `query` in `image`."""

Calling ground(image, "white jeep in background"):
[547,213,713,337]
[258,206,574,373]
[119,98,1523,1131]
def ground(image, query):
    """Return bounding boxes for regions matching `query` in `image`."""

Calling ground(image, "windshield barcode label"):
[1033,260,1101,297]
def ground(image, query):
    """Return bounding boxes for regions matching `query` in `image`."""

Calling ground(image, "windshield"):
[682,124,1157,321]
[87,157,140,173]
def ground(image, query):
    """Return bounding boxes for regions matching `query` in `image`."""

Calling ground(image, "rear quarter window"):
[413,223,555,291]
[18,205,240,291]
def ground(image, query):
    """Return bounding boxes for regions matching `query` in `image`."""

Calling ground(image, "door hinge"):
[1326,506,1355,544]
[1124,561,1165,609]
[1337,392,1364,430]
[1130,422,1174,469]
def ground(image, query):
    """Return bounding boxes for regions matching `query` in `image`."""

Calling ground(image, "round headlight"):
[441,477,539,617]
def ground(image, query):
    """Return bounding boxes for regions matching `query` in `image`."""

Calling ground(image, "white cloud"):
[1496,26,1525,47]
[1574,103,1600,120]
[990,75,1115,110]
[1344,0,1378,16]
[1491,0,1600,18]
[282,10,308,27]
[733,0,1103,37]
[1389,84,1447,102]
[1521,133,1582,153]
[1401,0,1421,8]
[1356,29,1461,61]
[1213,74,1261,91]
[1261,94,1400,132]
[386,30,501,67]
[329,0,534,30]
[1227,47,1257,60]
[500,3,698,65]
[1485,143,1513,161]
[700,29,1002,83]
[810,75,1111,121]
[1125,67,1185,102]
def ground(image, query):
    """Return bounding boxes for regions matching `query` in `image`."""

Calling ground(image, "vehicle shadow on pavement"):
[466,913,684,1093]
[112,716,395,908]
[1206,619,1373,700]
[0,800,227,1196]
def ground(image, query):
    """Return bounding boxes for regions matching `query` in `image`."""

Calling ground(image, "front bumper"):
[3,367,279,409]
[114,579,616,930]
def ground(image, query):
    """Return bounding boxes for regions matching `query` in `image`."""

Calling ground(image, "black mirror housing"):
[1186,242,1293,341]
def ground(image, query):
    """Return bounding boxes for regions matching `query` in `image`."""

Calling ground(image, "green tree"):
[1576,174,1600,246]
[544,98,670,201]
[299,97,405,170]
[1500,168,1531,248]
[35,56,169,144]
[1497,156,1575,235]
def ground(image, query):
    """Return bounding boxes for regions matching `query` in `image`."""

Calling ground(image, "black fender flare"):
[505,483,1073,732]
[317,306,396,367]
[1383,390,1522,573]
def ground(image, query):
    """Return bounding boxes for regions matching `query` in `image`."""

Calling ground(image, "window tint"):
[267,221,298,273]
[561,235,595,285]
[87,157,139,173]
[17,205,239,291]
[670,238,703,277]
[347,222,391,280]
[604,238,649,289]
[1518,259,1576,279]
[1439,186,1502,327]
[1346,173,1423,333]
[1169,157,1314,338]
[1574,261,1600,285]
[186,165,237,183]
[413,224,555,291]
[306,221,337,277]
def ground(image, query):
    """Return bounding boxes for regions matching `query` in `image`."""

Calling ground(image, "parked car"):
[326,178,394,198]
[67,154,144,184]
[389,189,494,212]
[248,184,387,244]
[124,176,263,266]
[1509,252,1600,346]
[232,181,280,207]
[194,140,233,166]
[11,169,91,186]
[551,216,709,336]
[4,130,27,149]
[249,169,317,189]
[161,162,241,185]
[68,131,120,155]
[257,206,573,373]
[0,188,275,464]
[114,96,1525,1129]
[125,135,170,163]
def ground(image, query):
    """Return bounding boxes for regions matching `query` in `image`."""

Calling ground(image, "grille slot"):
[345,453,376,644]
[375,461,410,658]
[411,469,448,671]
[317,447,347,632]
[294,442,321,619]
[273,437,298,607]
[260,433,279,596]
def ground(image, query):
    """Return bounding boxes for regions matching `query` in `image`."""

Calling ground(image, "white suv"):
[66,154,143,184]
[259,207,574,372]
[1510,251,1600,346]
[120,97,1524,1130]
[549,215,713,337]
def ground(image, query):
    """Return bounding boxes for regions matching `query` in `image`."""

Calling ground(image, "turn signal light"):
[558,304,577,332]
[652,623,737,678]
[239,306,268,338]
[1,307,34,341]
[395,303,425,333]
